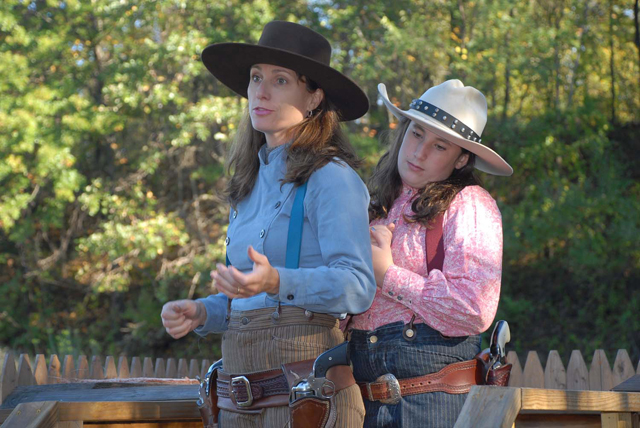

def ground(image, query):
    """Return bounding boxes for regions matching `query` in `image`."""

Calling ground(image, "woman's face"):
[397,121,469,188]
[247,63,323,147]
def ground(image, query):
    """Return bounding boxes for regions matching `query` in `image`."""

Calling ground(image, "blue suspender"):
[226,181,307,269]
[224,182,307,320]
[285,181,308,269]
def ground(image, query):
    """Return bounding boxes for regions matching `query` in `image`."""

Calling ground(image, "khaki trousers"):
[219,307,365,428]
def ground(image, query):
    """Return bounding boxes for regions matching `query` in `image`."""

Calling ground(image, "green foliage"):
[0,0,638,362]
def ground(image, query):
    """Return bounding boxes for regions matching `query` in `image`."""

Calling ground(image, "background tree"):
[1,0,638,362]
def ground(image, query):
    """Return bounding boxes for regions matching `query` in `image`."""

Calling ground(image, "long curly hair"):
[368,117,481,225]
[225,75,361,208]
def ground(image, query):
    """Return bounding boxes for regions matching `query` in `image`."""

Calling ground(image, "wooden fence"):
[1,348,639,404]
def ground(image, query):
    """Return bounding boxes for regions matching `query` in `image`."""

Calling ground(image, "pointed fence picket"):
[1,349,639,405]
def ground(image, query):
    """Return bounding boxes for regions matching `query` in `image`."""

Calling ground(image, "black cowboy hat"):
[201,20,369,122]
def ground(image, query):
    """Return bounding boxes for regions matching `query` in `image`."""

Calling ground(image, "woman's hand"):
[211,246,280,299]
[161,299,206,339]
[370,223,396,287]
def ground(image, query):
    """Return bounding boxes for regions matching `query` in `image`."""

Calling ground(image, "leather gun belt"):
[358,358,484,402]
[217,360,356,413]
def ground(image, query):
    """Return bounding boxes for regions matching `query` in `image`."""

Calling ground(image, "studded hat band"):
[409,99,481,143]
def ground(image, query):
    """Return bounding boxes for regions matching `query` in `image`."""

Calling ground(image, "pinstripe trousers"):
[219,307,365,428]
[349,322,481,428]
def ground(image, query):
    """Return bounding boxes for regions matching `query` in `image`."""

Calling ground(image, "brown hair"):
[225,76,361,208]
[368,117,480,225]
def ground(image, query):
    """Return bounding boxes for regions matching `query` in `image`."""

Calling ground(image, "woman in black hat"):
[161,21,375,427]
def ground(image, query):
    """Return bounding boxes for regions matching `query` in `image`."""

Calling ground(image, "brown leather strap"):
[217,368,290,411]
[426,213,445,274]
[359,358,484,400]
[217,360,355,412]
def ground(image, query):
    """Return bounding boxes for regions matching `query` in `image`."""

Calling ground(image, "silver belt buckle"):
[231,375,253,407]
[376,373,401,405]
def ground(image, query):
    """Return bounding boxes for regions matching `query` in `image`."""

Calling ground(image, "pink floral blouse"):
[350,184,503,337]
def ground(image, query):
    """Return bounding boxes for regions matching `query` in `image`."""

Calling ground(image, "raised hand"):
[211,246,280,299]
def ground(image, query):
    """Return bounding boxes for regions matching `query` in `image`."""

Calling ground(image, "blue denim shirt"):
[195,144,375,335]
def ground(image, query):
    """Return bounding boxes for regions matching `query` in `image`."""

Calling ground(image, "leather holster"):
[197,361,221,428]
[290,396,336,428]
[283,360,354,428]
[475,349,512,387]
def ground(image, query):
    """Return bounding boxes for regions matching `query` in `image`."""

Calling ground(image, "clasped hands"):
[210,245,280,299]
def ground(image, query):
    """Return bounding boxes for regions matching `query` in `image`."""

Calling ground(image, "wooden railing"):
[0,352,211,405]
[505,349,639,391]
[1,348,639,404]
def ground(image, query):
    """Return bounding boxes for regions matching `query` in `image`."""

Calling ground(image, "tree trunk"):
[568,3,592,108]
[503,8,515,121]
[634,0,639,113]
[609,0,617,124]
[553,6,562,111]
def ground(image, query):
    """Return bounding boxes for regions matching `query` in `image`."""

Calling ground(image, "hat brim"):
[378,83,513,176]
[202,43,369,122]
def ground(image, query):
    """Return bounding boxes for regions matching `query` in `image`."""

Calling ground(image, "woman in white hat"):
[160,21,375,427]
[348,80,513,427]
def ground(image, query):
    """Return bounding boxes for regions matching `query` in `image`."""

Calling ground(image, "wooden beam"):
[83,423,200,428]
[514,413,601,428]
[56,401,200,422]
[454,386,521,428]
[1,401,59,428]
[601,412,633,428]
[0,383,198,409]
[520,388,640,413]
[58,422,83,428]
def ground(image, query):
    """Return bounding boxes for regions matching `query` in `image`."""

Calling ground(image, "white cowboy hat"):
[378,80,513,176]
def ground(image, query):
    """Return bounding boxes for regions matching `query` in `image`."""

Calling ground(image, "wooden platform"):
[454,386,640,428]
[1,400,202,428]
[0,382,201,428]
[2,384,639,427]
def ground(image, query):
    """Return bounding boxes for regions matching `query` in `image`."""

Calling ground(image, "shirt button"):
[369,335,378,344]
[397,295,403,301]
[241,317,250,325]
[275,201,281,209]
[225,237,230,246]
[232,211,237,219]
[388,291,394,296]
[260,229,265,238]
[287,294,294,301]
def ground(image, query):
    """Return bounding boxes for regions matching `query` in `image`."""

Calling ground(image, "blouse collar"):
[400,182,420,198]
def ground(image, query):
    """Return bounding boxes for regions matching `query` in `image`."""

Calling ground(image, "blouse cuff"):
[380,264,433,308]
[193,295,229,336]
[380,264,405,302]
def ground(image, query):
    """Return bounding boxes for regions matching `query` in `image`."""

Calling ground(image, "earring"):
[306,110,313,118]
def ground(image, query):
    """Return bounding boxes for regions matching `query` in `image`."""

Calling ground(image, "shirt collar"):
[259,143,288,165]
